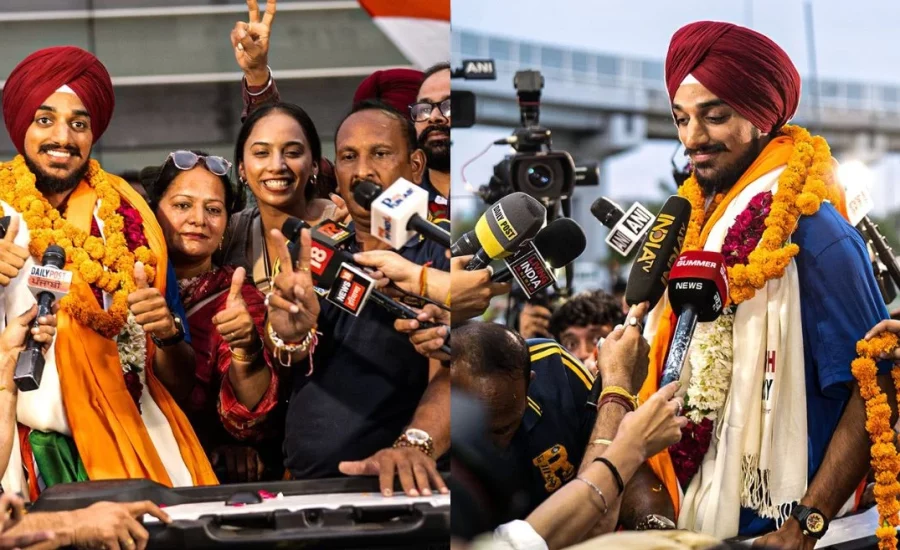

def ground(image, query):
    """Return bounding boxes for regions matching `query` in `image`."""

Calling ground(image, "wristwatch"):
[791,504,829,539]
[393,428,435,458]
[634,514,677,530]
[151,314,185,348]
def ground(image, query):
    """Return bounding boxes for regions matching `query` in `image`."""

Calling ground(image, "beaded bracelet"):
[267,321,319,373]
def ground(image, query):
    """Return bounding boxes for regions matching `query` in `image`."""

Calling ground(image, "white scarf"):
[669,168,808,537]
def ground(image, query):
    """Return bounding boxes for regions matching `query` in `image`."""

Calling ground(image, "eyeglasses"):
[167,150,232,176]
[409,99,451,122]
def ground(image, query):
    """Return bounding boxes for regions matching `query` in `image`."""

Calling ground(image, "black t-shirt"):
[420,171,450,223]
[283,232,450,478]
[508,339,596,514]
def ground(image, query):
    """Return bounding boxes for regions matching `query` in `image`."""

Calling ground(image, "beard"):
[24,147,89,196]
[418,124,450,173]
[691,131,764,197]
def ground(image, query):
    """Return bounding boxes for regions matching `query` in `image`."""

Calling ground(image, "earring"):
[219,238,224,251]
[309,174,318,186]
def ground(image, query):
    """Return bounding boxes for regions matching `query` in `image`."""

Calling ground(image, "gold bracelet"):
[599,386,639,409]
[590,438,613,447]
[230,346,261,363]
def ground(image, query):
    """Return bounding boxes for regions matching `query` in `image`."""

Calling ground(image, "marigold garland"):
[678,125,843,305]
[0,156,157,338]
[853,333,900,550]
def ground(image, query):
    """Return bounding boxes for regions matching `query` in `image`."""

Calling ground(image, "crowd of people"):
[0,0,459,548]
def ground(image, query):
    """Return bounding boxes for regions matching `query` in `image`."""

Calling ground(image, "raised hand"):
[0,304,58,357]
[230,0,276,86]
[266,228,320,344]
[0,217,29,287]
[213,267,260,354]
[128,261,178,341]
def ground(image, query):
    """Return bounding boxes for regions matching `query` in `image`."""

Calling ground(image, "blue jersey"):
[509,339,596,513]
[738,203,891,535]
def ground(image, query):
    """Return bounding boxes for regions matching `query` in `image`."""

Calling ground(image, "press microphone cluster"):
[588,195,692,407]
[282,218,450,356]
[452,192,547,270]
[353,179,450,249]
[15,245,70,391]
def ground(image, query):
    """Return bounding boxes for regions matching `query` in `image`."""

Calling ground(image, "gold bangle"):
[590,438,613,447]
[599,386,639,409]
[230,346,261,363]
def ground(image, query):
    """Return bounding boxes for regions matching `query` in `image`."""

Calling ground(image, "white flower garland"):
[684,310,735,424]
[116,312,147,403]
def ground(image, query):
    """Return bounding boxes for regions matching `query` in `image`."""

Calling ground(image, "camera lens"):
[526,164,553,189]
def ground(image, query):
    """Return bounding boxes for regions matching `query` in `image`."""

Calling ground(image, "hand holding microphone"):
[15,244,69,391]
[450,255,511,324]
[394,304,450,361]
[0,305,57,369]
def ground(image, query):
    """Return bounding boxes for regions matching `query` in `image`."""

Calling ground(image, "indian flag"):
[359,0,450,69]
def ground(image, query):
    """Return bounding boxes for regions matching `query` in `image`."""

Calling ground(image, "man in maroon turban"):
[640,21,890,550]
[2,46,115,194]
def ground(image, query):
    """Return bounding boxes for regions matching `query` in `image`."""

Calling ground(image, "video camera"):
[451,61,599,218]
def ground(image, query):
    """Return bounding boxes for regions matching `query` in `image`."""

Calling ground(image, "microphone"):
[492,218,586,298]
[281,219,450,355]
[0,217,10,239]
[659,251,729,387]
[624,195,692,307]
[451,192,546,270]
[14,245,70,391]
[353,179,450,249]
[591,197,655,256]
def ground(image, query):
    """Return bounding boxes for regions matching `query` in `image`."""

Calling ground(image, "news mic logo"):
[505,243,554,298]
[381,187,414,209]
[315,220,353,245]
[377,216,394,243]
[309,241,334,277]
[462,59,496,79]
[604,203,654,256]
[492,203,518,241]
[326,264,374,316]
[26,265,72,298]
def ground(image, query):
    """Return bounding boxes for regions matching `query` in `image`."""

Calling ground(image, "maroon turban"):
[3,46,115,155]
[665,21,800,134]
[353,68,424,114]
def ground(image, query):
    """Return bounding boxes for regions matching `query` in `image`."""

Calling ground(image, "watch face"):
[806,513,825,533]
[406,429,429,444]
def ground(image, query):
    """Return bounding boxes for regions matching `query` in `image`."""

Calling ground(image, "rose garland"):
[678,125,842,305]
[853,333,900,550]
[0,156,157,337]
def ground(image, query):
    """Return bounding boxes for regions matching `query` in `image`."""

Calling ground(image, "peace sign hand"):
[230,0,276,86]
[267,228,320,343]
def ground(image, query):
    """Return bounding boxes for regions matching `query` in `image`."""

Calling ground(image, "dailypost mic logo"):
[492,203,518,241]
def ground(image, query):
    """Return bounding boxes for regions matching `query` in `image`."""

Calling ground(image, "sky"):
[450,0,900,219]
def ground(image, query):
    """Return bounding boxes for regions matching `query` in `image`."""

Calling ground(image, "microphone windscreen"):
[352,180,381,211]
[281,217,308,243]
[590,197,625,228]
[42,244,66,269]
[624,195,692,307]
[534,218,586,268]
[473,192,546,260]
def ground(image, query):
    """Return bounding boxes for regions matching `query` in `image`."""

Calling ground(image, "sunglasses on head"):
[409,99,451,122]
[167,150,232,176]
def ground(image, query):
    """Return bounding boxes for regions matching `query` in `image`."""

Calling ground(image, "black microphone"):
[282,219,450,356]
[14,245,67,392]
[624,195,692,307]
[0,217,10,239]
[450,192,546,270]
[659,251,729,387]
[491,218,587,284]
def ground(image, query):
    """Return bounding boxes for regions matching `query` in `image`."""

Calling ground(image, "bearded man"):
[0,46,216,498]
[635,22,894,548]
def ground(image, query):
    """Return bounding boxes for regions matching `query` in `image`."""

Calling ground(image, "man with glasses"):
[409,63,451,223]
[0,46,217,498]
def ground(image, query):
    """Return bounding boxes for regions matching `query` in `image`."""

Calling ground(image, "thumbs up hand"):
[213,267,260,356]
[0,216,30,287]
[128,261,179,341]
